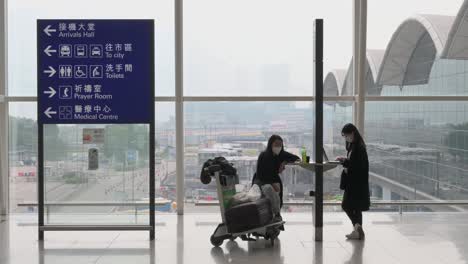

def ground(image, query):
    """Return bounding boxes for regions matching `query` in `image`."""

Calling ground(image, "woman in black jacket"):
[252,135,300,221]
[336,123,370,240]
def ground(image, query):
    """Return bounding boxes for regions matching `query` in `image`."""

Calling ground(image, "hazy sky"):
[6,0,465,120]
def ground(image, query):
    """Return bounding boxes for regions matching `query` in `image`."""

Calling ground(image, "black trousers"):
[344,208,362,226]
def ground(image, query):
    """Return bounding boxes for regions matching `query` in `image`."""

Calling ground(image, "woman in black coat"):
[336,123,370,240]
[252,135,300,221]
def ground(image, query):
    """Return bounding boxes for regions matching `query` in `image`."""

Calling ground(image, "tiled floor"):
[1,212,468,264]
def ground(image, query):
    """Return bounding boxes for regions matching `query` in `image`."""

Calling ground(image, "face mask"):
[272,147,282,155]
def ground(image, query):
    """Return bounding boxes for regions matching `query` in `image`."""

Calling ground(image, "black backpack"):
[200,157,237,184]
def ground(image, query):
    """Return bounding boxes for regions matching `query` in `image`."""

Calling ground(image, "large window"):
[8,102,177,215]
[183,101,314,212]
[366,101,468,201]
[42,123,151,225]
[9,102,37,212]
[320,0,468,212]
[7,0,176,214]
[367,0,463,54]
[155,103,176,209]
[8,0,175,96]
[6,0,468,216]
[184,0,352,96]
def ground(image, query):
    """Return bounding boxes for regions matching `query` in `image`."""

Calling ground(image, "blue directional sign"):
[37,20,154,124]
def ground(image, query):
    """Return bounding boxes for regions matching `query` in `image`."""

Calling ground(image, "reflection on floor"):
[1,212,468,264]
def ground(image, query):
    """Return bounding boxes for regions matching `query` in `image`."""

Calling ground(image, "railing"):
[17,200,468,217]
[17,201,170,223]
[194,200,468,214]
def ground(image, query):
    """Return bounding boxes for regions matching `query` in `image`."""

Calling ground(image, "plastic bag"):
[246,184,262,201]
[230,184,262,206]
[231,192,249,206]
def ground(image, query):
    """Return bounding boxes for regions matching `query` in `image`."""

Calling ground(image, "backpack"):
[200,157,237,184]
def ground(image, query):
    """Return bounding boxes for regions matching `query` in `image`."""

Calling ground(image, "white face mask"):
[344,135,353,143]
[272,147,282,155]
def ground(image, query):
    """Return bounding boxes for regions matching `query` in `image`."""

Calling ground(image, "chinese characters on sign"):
[38,20,154,124]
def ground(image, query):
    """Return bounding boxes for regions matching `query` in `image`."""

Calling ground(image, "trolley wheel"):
[271,229,280,239]
[200,174,212,185]
[270,237,275,246]
[266,229,280,246]
[210,235,224,247]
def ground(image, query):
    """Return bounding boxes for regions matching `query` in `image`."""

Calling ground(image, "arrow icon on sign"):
[44,45,57,56]
[43,66,56,77]
[43,25,57,36]
[44,107,57,118]
[44,87,56,98]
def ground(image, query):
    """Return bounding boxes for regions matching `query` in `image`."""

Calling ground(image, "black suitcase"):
[225,198,273,233]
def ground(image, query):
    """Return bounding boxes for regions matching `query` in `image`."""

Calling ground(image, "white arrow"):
[43,66,56,77]
[44,107,57,118]
[44,87,56,98]
[43,25,57,37]
[44,45,57,56]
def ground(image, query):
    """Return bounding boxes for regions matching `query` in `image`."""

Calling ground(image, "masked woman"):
[252,135,300,221]
[336,123,370,240]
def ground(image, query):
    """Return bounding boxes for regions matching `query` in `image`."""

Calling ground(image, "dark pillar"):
[313,19,324,242]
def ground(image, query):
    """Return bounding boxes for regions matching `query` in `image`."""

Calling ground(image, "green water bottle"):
[301,147,307,164]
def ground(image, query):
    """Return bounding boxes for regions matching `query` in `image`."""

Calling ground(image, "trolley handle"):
[205,164,222,175]
[200,165,222,185]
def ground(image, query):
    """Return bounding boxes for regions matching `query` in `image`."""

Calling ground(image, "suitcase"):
[225,198,273,233]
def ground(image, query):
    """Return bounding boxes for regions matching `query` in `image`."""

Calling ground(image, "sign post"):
[313,19,324,242]
[37,20,155,240]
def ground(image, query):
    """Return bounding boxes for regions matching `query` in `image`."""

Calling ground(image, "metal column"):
[175,0,185,215]
[353,0,367,135]
[352,0,360,125]
[313,19,324,242]
[0,0,8,217]
[149,23,156,241]
[36,21,44,240]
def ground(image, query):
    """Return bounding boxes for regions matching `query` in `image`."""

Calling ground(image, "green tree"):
[44,124,68,161]
[103,125,149,166]
[9,116,68,162]
[9,116,38,161]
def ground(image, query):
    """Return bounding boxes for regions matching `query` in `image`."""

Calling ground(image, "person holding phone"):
[336,123,370,240]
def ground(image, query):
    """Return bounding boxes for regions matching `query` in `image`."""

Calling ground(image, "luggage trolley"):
[201,164,285,247]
